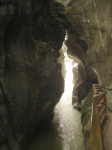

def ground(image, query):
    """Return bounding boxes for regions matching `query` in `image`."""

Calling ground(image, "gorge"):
[0,0,112,150]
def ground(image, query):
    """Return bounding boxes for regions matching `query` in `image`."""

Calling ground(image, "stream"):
[27,56,84,150]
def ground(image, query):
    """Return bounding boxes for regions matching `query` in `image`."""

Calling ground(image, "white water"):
[27,56,84,150]
[52,58,84,150]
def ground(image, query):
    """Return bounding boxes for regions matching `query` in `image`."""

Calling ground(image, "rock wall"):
[52,1,112,149]
[52,0,112,111]
[1,0,112,149]
[0,1,64,149]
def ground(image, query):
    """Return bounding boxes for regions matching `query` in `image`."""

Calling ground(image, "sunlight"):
[60,40,78,94]
[64,58,74,92]
[53,46,84,150]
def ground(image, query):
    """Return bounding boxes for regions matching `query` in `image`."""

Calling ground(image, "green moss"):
[82,109,92,127]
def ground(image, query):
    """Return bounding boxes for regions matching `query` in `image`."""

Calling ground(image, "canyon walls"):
[1,0,112,149]
[0,1,64,149]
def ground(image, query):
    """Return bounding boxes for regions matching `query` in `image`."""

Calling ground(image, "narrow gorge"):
[0,0,112,150]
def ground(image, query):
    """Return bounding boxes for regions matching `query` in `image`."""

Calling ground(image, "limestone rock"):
[81,91,93,150]
[51,0,112,111]
[0,1,64,149]
[1,0,112,149]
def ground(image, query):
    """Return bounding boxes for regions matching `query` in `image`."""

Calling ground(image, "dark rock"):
[73,80,92,106]
[65,31,86,66]
[1,0,112,149]
[81,91,93,150]
[0,1,64,149]
[72,64,95,108]
[63,0,112,110]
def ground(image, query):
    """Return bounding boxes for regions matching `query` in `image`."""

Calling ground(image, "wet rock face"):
[52,0,112,110]
[81,91,92,150]
[72,64,97,109]
[0,0,65,149]
[1,0,112,149]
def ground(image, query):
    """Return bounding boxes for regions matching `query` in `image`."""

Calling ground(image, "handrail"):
[89,102,104,150]
[89,84,106,150]
[95,92,105,104]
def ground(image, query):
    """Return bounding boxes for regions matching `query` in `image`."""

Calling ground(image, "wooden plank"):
[90,84,106,150]
[96,89,103,91]
[93,94,99,99]
[98,101,106,112]
[89,102,104,150]
[100,115,107,128]
[99,107,106,119]
[94,85,100,88]
[95,92,105,104]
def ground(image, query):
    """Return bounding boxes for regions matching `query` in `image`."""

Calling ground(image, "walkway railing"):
[89,84,106,150]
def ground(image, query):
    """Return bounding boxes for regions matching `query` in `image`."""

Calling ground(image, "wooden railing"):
[89,84,106,150]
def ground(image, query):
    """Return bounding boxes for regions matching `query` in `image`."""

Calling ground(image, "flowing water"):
[27,56,84,150]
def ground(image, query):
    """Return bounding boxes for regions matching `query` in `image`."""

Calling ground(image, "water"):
[27,57,84,150]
